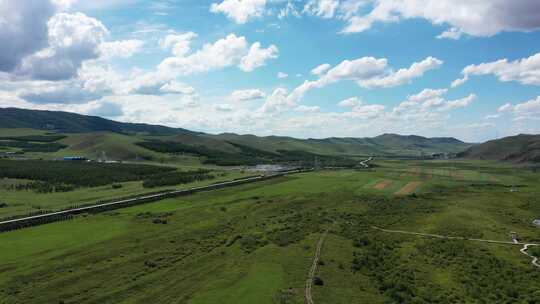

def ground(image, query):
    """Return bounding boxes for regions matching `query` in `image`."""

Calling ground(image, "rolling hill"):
[0,107,194,135]
[459,134,540,163]
[0,107,472,163]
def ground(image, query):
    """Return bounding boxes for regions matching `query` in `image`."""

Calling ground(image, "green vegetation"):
[142,169,214,188]
[459,134,540,163]
[1,160,539,303]
[0,159,175,188]
[0,140,67,152]
[137,140,358,166]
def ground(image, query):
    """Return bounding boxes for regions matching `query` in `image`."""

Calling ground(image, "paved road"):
[305,230,328,304]
[372,226,540,268]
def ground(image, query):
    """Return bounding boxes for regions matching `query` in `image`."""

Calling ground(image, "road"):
[372,226,540,268]
[520,244,540,268]
[305,230,328,304]
[359,157,373,168]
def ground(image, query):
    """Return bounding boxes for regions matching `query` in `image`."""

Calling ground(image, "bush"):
[0,202,8,208]
[313,277,324,286]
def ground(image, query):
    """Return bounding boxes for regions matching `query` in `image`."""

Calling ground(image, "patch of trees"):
[0,135,66,142]
[0,140,67,152]
[9,181,75,193]
[142,169,214,188]
[0,159,175,187]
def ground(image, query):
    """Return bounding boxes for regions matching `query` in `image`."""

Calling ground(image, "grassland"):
[1,160,539,303]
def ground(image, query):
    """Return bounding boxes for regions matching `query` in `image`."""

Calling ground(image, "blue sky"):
[1,0,540,142]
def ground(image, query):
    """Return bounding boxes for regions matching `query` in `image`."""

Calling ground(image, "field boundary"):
[0,170,309,233]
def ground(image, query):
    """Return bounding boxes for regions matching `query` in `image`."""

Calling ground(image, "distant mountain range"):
[0,107,474,162]
[459,134,540,163]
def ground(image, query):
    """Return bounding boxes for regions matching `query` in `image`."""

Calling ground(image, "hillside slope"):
[0,107,471,160]
[0,107,193,135]
[459,134,540,163]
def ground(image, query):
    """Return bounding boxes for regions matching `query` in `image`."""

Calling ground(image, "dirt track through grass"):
[305,231,328,304]
[395,181,422,195]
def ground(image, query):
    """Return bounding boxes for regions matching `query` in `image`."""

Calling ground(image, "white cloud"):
[230,89,266,102]
[159,32,197,57]
[159,81,196,95]
[304,0,340,19]
[99,39,144,59]
[284,56,441,106]
[295,105,321,112]
[239,42,278,72]
[159,34,277,76]
[338,97,361,107]
[260,87,295,113]
[436,27,462,40]
[358,57,443,88]
[277,72,288,79]
[497,96,540,121]
[341,0,540,38]
[278,1,301,19]
[16,12,109,80]
[452,52,540,87]
[210,0,266,24]
[393,88,475,115]
[311,63,331,76]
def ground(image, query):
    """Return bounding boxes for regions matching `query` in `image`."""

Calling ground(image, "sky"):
[1,0,540,142]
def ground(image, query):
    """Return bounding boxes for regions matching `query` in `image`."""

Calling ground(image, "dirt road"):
[305,230,328,304]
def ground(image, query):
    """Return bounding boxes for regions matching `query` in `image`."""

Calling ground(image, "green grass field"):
[1,160,540,303]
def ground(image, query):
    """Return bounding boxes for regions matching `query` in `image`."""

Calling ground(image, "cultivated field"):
[1,160,539,303]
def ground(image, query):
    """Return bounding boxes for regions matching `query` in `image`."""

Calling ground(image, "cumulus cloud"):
[452,52,540,87]
[304,0,340,19]
[159,34,277,76]
[239,42,278,72]
[358,57,443,88]
[210,0,266,24]
[498,96,540,121]
[259,87,294,113]
[230,89,266,102]
[311,63,331,76]
[393,88,475,116]
[16,12,109,81]
[0,1,56,72]
[159,32,197,57]
[99,39,144,59]
[340,0,540,38]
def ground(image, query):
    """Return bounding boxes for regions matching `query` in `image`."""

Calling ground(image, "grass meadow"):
[1,160,539,303]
